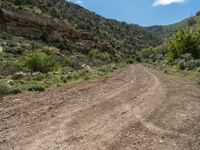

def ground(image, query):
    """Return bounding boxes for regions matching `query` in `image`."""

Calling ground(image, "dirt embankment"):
[0,65,200,150]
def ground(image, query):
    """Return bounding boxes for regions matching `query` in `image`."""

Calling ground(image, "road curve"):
[0,65,200,150]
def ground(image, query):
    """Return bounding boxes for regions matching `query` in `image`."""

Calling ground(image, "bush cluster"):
[25,53,57,73]
[167,29,200,61]
[89,49,111,62]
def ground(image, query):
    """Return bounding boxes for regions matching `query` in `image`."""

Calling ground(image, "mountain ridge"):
[0,0,159,56]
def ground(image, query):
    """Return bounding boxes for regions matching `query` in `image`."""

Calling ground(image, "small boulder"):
[12,72,30,80]
[31,72,43,80]
[16,43,21,47]
[81,64,91,72]
[7,80,14,86]
[32,72,42,77]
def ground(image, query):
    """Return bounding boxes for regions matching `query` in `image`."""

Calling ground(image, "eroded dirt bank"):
[0,65,200,150]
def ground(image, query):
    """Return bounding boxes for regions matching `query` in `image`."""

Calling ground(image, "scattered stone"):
[16,43,21,47]
[31,72,44,80]
[7,80,14,86]
[2,42,7,46]
[161,60,168,66]
[78,40,95,52]
[12,72,30,80]
[159,139,164,143]
[31,72,42,77]
[81,64,91,72]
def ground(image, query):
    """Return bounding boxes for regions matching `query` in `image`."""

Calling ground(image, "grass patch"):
[0,63,125,99]
[146,63,200,84]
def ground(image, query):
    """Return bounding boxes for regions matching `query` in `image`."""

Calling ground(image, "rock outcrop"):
[0,7,93,41]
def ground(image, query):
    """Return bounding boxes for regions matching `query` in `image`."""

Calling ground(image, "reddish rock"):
[0,7,93,41]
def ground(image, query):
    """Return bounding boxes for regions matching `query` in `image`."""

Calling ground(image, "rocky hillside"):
[0,0,160,98]
[1,0,159,55]
[0,7,93,40]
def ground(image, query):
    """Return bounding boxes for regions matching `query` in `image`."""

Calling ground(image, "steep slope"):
[1,0,159,55]
[145,14,200,41]
[0,0,160,98]
[0,7,92,41]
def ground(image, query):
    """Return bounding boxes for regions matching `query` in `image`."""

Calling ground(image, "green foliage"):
[0,59,24,76]
[125,56,135,64]
[25,53,57,73]
[187,18,197,27]
[27,84,45,91]
[3,0,158,56]
[196,11,200,16]
[0,81,22,99]
[185,59,200,70]
[145,14,200,41]
[14,0,35,6]
[139,48,154,59]
[89,49,111,61]
[0,32,12,40]
[196,67,200,72]
[0,81,10,99]
[40,30,50,42]
[167,29,200,61]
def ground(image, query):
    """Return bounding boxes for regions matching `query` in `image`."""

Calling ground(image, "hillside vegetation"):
[140,18,200,83]
[0,0,200,98]
[0,0,160,98]
[145,12,200,40]
[1,0,159,55]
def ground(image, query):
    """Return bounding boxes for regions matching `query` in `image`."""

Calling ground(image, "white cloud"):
[68,0,84,6]
[153,0,186,7]
[75,0,84,5]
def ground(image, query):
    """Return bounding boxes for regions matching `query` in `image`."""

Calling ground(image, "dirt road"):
[0,65,200,150]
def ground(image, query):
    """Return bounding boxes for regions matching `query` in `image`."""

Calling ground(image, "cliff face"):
[0,7,93,41]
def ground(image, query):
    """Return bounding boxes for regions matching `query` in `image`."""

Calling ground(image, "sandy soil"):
[0,64,200,150]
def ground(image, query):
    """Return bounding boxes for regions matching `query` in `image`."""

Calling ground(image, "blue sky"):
[69,0,200,26]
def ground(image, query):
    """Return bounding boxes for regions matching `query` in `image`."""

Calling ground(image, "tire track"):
[0,65,200,150]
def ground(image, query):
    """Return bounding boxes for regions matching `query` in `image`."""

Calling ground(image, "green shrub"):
[69,59,82,70]
[196,67,200,72]
[139,48,154,59]
[5,47,26,55]
[186,59,200,70]
[14,0,35,6]
[0,32,12,40]
[60,75,67,83]
[83,73,91,80]
[40,30,50,42]
[65,71,81,80]
[9,87,23,94]
[167,29,200,61]
[98,66,114,74]
[114,52,124,62]
[0,60,24,76]
[126,56,135,64]
[27,84,45,91]
[89,49,111,61]
[0,82,10,99]
[26,53,57,73]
